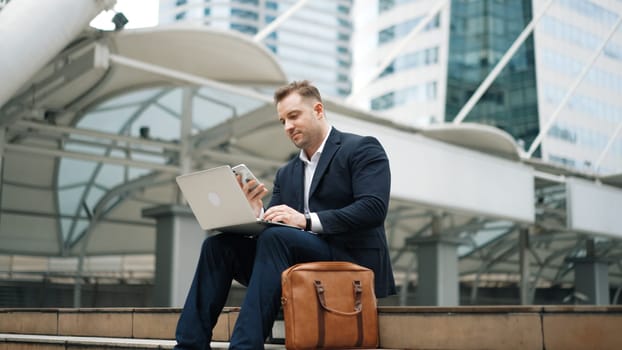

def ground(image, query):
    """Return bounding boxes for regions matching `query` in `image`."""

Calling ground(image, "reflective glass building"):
[159,0,354,97]
[352,0,622,175]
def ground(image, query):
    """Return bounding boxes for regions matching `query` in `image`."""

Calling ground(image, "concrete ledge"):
[129,307,237,341]
[542,309,622,350]
[58,308,134,338]
[0,334,287,350]
[2,306,622,349]
[0,310,58,335]
[377,306,622,350]
[132,308,180,340]
[379,312,541,349]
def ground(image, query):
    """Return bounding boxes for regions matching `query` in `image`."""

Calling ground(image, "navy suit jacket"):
[268,128,396,297]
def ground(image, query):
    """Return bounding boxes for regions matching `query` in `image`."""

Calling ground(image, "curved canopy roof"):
[0,25,287,257]
[420,123,524,161]
[1,25,286,126]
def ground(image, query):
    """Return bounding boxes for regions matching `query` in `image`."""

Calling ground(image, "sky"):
[90,0,160,30]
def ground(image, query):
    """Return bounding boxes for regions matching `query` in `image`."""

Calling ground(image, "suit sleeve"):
[317,136,391,234]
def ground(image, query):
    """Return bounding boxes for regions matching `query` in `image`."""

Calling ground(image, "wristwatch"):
[304,212,311,231]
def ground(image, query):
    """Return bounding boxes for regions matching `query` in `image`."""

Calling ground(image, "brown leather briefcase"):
[281,261,379,349]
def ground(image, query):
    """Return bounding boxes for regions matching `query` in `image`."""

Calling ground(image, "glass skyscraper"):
[352,0,622,175]
[159,0,354,97]
[446,0,539,150]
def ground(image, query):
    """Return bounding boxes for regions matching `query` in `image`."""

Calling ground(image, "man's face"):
[277,92,323,152]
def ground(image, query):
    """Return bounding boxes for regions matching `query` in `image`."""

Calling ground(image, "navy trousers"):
[174,226,347,350]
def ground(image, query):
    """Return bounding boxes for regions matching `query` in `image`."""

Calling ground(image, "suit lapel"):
[292,157,305,212]
[309,128,341,198]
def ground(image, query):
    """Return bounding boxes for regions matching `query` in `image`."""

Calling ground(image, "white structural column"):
[143,205,207,307]
[0,128,4,177]
[413,236,463,306]
[519,228,531,305]
[179,87,193,176]
[0,0,116,121]
[568,240,610,305]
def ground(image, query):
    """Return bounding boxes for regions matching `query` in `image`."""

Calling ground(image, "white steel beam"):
[13,120,182,151]
[527,16,622,157]
[346,0,449,104]
[453,0,554,125]
[593,121,622,174]
[253,0,310,42]
[4,143,179,173]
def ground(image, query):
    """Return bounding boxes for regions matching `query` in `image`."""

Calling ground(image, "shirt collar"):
[299,126,332,163]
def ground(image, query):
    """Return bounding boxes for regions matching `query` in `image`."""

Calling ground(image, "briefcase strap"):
[313,280,364,348]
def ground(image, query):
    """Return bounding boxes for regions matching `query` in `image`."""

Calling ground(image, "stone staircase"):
[1,305,622,349]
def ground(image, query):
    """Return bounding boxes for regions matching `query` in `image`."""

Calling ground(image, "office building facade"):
[352,0,622,175]
[159,0,354,97]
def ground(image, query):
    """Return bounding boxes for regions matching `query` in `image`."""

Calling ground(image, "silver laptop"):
[175,165,299,235]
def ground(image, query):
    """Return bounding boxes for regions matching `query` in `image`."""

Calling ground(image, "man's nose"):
[284,120,294,131]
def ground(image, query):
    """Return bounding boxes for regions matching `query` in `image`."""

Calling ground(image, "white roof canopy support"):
[594,121,622,174]
[527,15,622,158]
[0,0,115,123]
[346,0,449,104]
[452,0,554,125]
[566,177,622,238]
[253,0,310,42]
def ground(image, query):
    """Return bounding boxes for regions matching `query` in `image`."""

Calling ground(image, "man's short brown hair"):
[273,80,322,105]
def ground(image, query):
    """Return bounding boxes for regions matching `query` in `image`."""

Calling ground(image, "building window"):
[380,46,439,77]
[379,0,418,13]
[230,23,258,34]
[232,0,259,4]
[547,123,577,143]
[371,81,437,110]
[549,154,576,167]
[426,81,437,100]
[378,15,440,45]
[231,8,258,21]
[371,92,395,110]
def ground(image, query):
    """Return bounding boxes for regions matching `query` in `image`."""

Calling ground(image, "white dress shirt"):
[298,127,332,233]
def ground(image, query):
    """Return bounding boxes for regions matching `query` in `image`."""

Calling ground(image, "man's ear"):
[313,102,324,119]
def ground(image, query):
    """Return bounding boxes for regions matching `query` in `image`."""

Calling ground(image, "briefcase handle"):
[313,280,365,348]
[313,280,363,316]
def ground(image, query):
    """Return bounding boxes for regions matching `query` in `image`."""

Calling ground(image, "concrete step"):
[1,306,622,349]
[0,333,286,349]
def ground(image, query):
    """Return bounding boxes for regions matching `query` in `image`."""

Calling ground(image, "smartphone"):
[232,164,259,190]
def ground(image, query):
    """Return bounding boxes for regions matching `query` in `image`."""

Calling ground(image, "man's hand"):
[236,175,268,217]
[263,205,306,229]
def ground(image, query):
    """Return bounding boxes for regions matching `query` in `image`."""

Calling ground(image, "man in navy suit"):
[174,80,395,349]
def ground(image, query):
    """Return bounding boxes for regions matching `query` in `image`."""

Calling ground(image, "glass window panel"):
[58,187,85,216]
[94,164,126,189]
[58,159,97,187]
[78,106,139,133]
